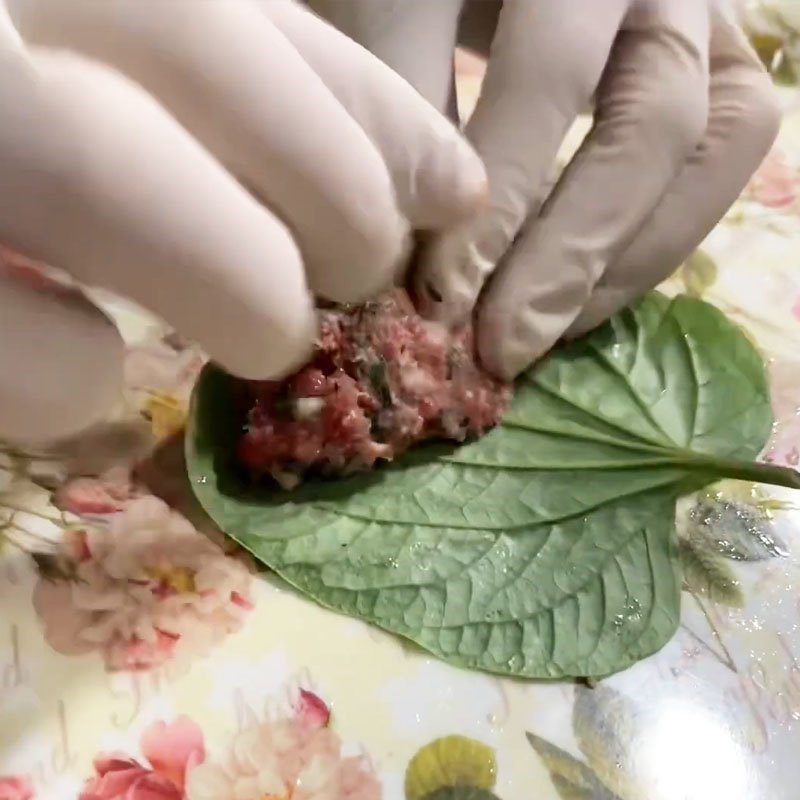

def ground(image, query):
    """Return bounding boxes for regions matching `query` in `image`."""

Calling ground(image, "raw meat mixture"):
[237,291,511,488]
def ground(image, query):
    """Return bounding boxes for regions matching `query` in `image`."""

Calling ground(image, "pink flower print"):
[81,717,205,799]
[296,689,331,730]
[0,776,34,800]
[745,146,800,210]
[33,496,253,671]
[141,718,206,791]
[186,691,380,800]
[82,757,181,800]
[56,467,138,517]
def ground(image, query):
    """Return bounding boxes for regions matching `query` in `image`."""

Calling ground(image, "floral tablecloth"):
[3,14,800,800]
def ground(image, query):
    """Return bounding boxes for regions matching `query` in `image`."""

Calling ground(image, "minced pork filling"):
[237,290,512,489]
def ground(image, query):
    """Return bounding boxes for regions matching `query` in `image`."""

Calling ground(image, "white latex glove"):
[0,0,486,443]
[311,0,781,379]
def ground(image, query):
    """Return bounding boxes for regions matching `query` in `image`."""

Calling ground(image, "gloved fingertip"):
[411,268,474,327]
[562,317,598,341]
[477,319,536,381]
[476,299,564,381]
[563,288,628,341]
[443,136,490,213]
[210,296,318,382]
[412,229,489,325]
[311,207,411,305]
[414,135,488,228]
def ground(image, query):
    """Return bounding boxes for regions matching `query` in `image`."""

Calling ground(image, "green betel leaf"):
[186,294,800,678]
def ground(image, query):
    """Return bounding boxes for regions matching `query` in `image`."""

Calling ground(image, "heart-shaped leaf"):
[186,294,799,678]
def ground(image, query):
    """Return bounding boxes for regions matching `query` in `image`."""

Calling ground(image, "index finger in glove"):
[413,0,631,323]
[478,0,712,378]
[566,10,780,338]
[14,0,411,301]
[265,0,486,229]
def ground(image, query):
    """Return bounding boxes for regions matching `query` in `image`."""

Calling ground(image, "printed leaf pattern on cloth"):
[187,294,800,679]
[673,485,789,608]
[678,538,745,608]
[525,732,620,800]
[405,736,496,800]
[422,789,502,800]
[572,685,644,800]
[684,492,788,562]
[678,250,718,298]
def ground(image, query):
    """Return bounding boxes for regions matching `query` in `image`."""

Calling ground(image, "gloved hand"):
[0,0,486,444]
[310,0,781,379]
